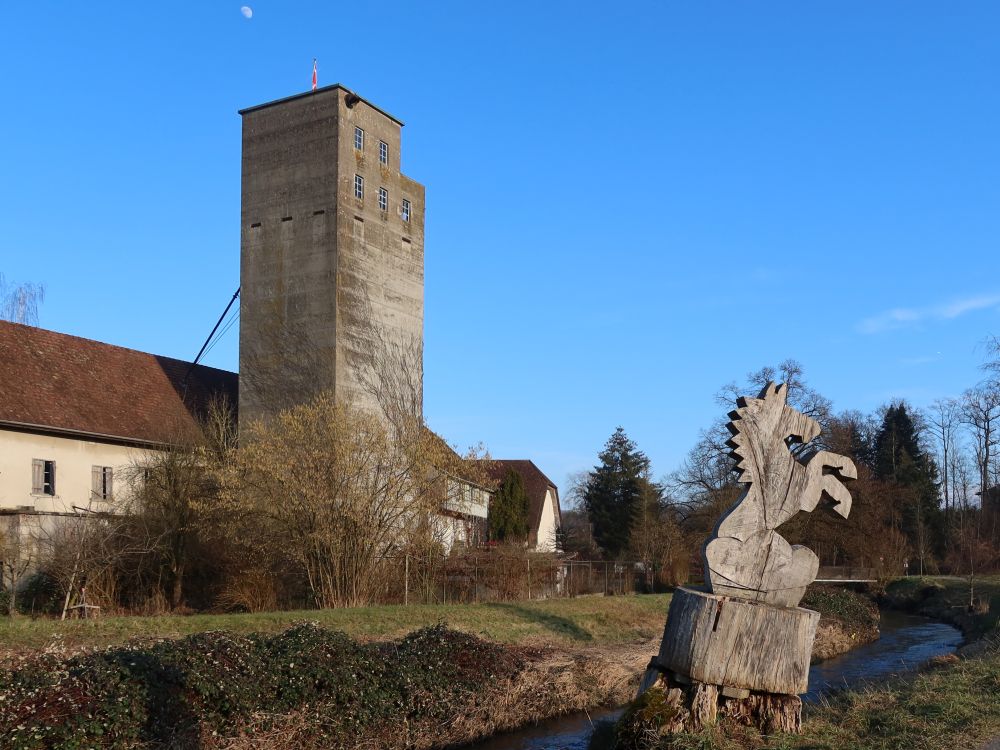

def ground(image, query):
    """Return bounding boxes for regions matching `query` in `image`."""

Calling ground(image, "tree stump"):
[621,587,817,741]
[618,671,802,745]
[649,587,818,695]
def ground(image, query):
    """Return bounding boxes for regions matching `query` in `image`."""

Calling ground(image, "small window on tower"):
[402,199,411,222]
[379,141,388,164]
[354,174,364,199]
[378,187,388,212]
[354,127,364,150]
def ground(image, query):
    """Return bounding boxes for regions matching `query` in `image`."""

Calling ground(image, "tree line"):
[563,354,1000,587]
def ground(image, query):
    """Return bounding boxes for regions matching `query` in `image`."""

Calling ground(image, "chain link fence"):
[366,550,650,606]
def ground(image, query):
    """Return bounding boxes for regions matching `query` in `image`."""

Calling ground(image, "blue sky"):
[2,2,999,491]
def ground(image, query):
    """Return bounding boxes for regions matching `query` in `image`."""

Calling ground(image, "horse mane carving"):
[703,382,856,607]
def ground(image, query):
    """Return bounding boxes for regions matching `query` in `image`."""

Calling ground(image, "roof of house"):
[483,459,561,547]
[0,321,238,446]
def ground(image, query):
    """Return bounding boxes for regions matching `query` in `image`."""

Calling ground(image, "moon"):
[240,6,253,18]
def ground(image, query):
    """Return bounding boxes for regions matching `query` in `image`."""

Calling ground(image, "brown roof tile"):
[0,321,238,445]
[482,459,561,547]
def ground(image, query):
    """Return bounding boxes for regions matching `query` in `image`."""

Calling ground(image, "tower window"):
[379,141,388,164]
[32,459,56,496]
[378,187,388,212]
[354,174,364,199]
[354,126,364,150]
[402,199,411,222]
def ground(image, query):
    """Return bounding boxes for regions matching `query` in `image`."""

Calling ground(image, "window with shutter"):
[32,459,44,494]
[34,459,55,495]
[92,466,113,500]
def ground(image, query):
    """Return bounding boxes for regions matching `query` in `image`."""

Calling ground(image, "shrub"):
[0,623,527,748]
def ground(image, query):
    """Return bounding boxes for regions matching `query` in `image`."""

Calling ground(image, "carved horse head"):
[725,383,820,468]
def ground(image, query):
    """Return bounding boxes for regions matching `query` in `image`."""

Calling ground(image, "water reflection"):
[804,610,962,702]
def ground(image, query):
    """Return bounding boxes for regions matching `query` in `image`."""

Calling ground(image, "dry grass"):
[0,594,670,659]
[213,639,652,750]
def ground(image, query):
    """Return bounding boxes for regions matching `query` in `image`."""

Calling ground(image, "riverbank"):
[0,589,885,748]
[0,623,655,750]
[611,576,1000,749]
[801,585,880,661]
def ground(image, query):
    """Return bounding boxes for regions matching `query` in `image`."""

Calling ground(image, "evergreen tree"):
[584,427,652,558]
[873,403,942,571]
[488,469,530,543]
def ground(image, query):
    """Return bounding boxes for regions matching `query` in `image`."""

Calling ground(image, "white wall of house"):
[0,428,152,514]
[534,487,560,552]
[437,478,489,552]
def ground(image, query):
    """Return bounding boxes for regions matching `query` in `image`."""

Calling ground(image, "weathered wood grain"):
[655,587,818,695]
[703,382,856,608]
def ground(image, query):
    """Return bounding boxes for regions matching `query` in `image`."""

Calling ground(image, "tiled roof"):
[0,321,238,445]
[483,459,561,547]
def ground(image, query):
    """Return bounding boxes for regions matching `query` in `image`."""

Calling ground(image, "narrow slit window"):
[378,187,388,212]
[354,126,364,150]
[354,174,364,199]
[379,140,388,164]
[401,199,411,222]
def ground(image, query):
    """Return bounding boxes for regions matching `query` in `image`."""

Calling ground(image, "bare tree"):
[962,383,1000,504]
[121,395,237,610]
[927,398,961,519]
[0,273,45,325]
[0,516,34,617]
[222,392,470,608]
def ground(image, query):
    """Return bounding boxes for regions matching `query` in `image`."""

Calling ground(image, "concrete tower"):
[238,85,425,423]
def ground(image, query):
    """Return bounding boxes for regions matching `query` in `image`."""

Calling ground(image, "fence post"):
[404,554,409,606]
[527,557,531,600]
[605,562,609,595]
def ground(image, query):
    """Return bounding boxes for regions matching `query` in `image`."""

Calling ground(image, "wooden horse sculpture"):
[622,382,858,739]
[704,382,857,607]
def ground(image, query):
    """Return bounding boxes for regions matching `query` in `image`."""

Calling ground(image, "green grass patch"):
[0,594,671,654]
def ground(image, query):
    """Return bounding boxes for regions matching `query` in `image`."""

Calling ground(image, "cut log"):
[654,586,818,696]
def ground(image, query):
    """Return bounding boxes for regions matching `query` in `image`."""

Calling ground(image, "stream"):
[463,610,963,750]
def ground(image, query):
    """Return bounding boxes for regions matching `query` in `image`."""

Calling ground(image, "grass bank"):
[801,586,880,661]
[0,594,671,656]
[881,574,1000,641]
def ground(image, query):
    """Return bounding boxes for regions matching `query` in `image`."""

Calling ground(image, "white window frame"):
[354,174,364,199]
[378,187,388,212]
[354,126,364,150]
[379,140,388,164]
[402,199,411,222]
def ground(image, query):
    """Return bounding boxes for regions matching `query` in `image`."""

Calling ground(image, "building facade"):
[238,84,426,423]
[0,320,237,562]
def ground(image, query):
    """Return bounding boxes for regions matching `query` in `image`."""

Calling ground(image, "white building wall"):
[534,487,559,552]
[0,429,152,514]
